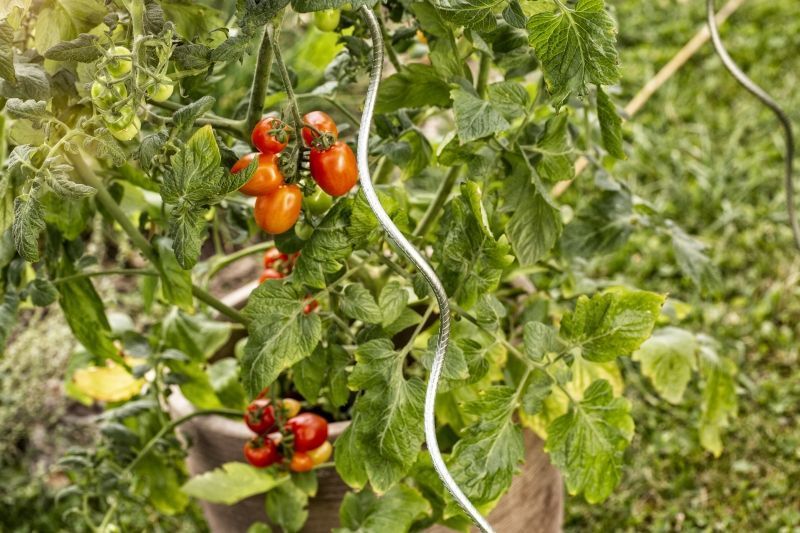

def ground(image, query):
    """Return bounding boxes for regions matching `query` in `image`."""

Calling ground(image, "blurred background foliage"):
[2,0,799,530]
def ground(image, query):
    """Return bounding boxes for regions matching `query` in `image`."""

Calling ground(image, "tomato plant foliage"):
[0,0,738,530]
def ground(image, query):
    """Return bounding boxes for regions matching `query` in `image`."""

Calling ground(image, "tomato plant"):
[0,0,745,531]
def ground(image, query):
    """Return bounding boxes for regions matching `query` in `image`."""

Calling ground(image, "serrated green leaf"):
[378,281,408,328]
[487,81,529,119]
[346,338,425,491]
[334,421,369,490]
[46,164,96,198]
[534,114,573,182]
[161,309,232,361]
[168,204,207,270]
[375,64,451,114]
[339,283,381,323]
[181,462,286,505]
[521,368,553,416]
[0,291,19,353]
[154,238,194,311]
[633,327,697,404]
[432,0,501,31]
[697,337,737,457]
[242,280,322,396]
[545,379,633,503]
[561,289,665,362]
[561,188,633,258]
[668,222,721,293]
[266,481,309,533]
[434,184,514,308]
[523,321,559,362]
[28,278,58,306]
[505,168,562,267]
[292,200,353,288]
[335,485,431,533]
[528,0,620,102]
[44,33,103,62]
[0,62,50,101]
[163,125,222,204]
[12,194,45,262]
[451,87,510,143]
[5,98,51,125]
[448,386,524,506]
[596,86,625,159]
[0,21,15,83]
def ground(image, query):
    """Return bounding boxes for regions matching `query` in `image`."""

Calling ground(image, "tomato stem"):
[245,21,278,134]
[269,25,305,145]
[413,165,462,237]
[476,52,490,98]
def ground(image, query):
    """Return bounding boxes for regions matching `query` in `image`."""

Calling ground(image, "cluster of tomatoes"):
[257,248,318,313]
[232,111,357,236]
[91,46,174,141]
[242,393,332,472]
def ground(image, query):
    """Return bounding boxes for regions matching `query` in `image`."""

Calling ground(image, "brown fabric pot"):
[169,392,563,532]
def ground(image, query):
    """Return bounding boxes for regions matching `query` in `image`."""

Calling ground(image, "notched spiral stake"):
[707,0,800,250]
[356,6,494,533]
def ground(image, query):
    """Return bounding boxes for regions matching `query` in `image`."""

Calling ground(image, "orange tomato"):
[254,184,302,235]
[233,153,284,196]
[309,141,357,197]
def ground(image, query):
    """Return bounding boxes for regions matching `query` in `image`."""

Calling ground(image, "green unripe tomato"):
[104,103,136,130]
[91,79,127,109]
[147,79,174,102]
[295,220,314,240]
[314,9,340,32]
[108,116,141,141]
[304,188,333,215]
[107,45,132,78]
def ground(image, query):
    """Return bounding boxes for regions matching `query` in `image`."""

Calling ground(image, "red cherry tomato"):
[252,117,289,154]
[254,184,303,235]
[301,111,338,146]
[258,268,284,284]
[243,437,280,467]
[303,296,319,315]
[263,248,289,269]
[289,452,315,472]
[309,142,358,197]
[245,399,276,434]
[285,413,328,452]
[232,153,285,197]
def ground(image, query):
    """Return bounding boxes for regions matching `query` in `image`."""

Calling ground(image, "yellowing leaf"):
[72,358,145,402]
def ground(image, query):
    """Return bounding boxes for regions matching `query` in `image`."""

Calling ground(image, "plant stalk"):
[413,165,462,237]
[245,25,276,134]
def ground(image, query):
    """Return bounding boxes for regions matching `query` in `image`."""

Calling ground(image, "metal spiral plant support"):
[356,6,494,533]
[707,0,800,250]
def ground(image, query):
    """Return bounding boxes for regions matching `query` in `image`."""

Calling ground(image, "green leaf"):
[560,289,665,362]
[334,422,369,490]
[505,165,562,267]
[346,338,426,491]
[154,238,194,311]
[292,201,353,289]
[28,278,58,306]
[534,114,573,182]
[293,343,350,406]
[168,205,207,271]
[545,379,634,503]
[668,222,721,293]
[434,183,514,308]
[339,283,382,324]
[335,485,431,533]
[448,386,524,506]
[13,194,45,262]
[134,454,189,515]
[378,281,408,328]
[291,0,375,12]
[375,64,452,114]
[0,291,19,353]
[520,368,553,416]
[451,87,510,143]
[432,0,501,31]
[57,264,120,364]
[596,86,625,159]
[242,280,322,396]
[561,189,633,258]
[43,33,103,62]
[45,164,96,198]
[487,81,529,120]
[697,337,737,457]
[266,481,309,533]
[0,21,15,83]
[633,327,697,404]
[172,96,216,135]
[0,62,50,101]
[523,321,559,362]
[161,309,232,361]
[5,98,51,126]
[181,463,286,505]
[528,0,620,102]
[162,125,223,205]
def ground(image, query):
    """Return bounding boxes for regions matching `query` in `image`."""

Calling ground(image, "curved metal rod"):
[356,6,494,533]
[707,0,800,250]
